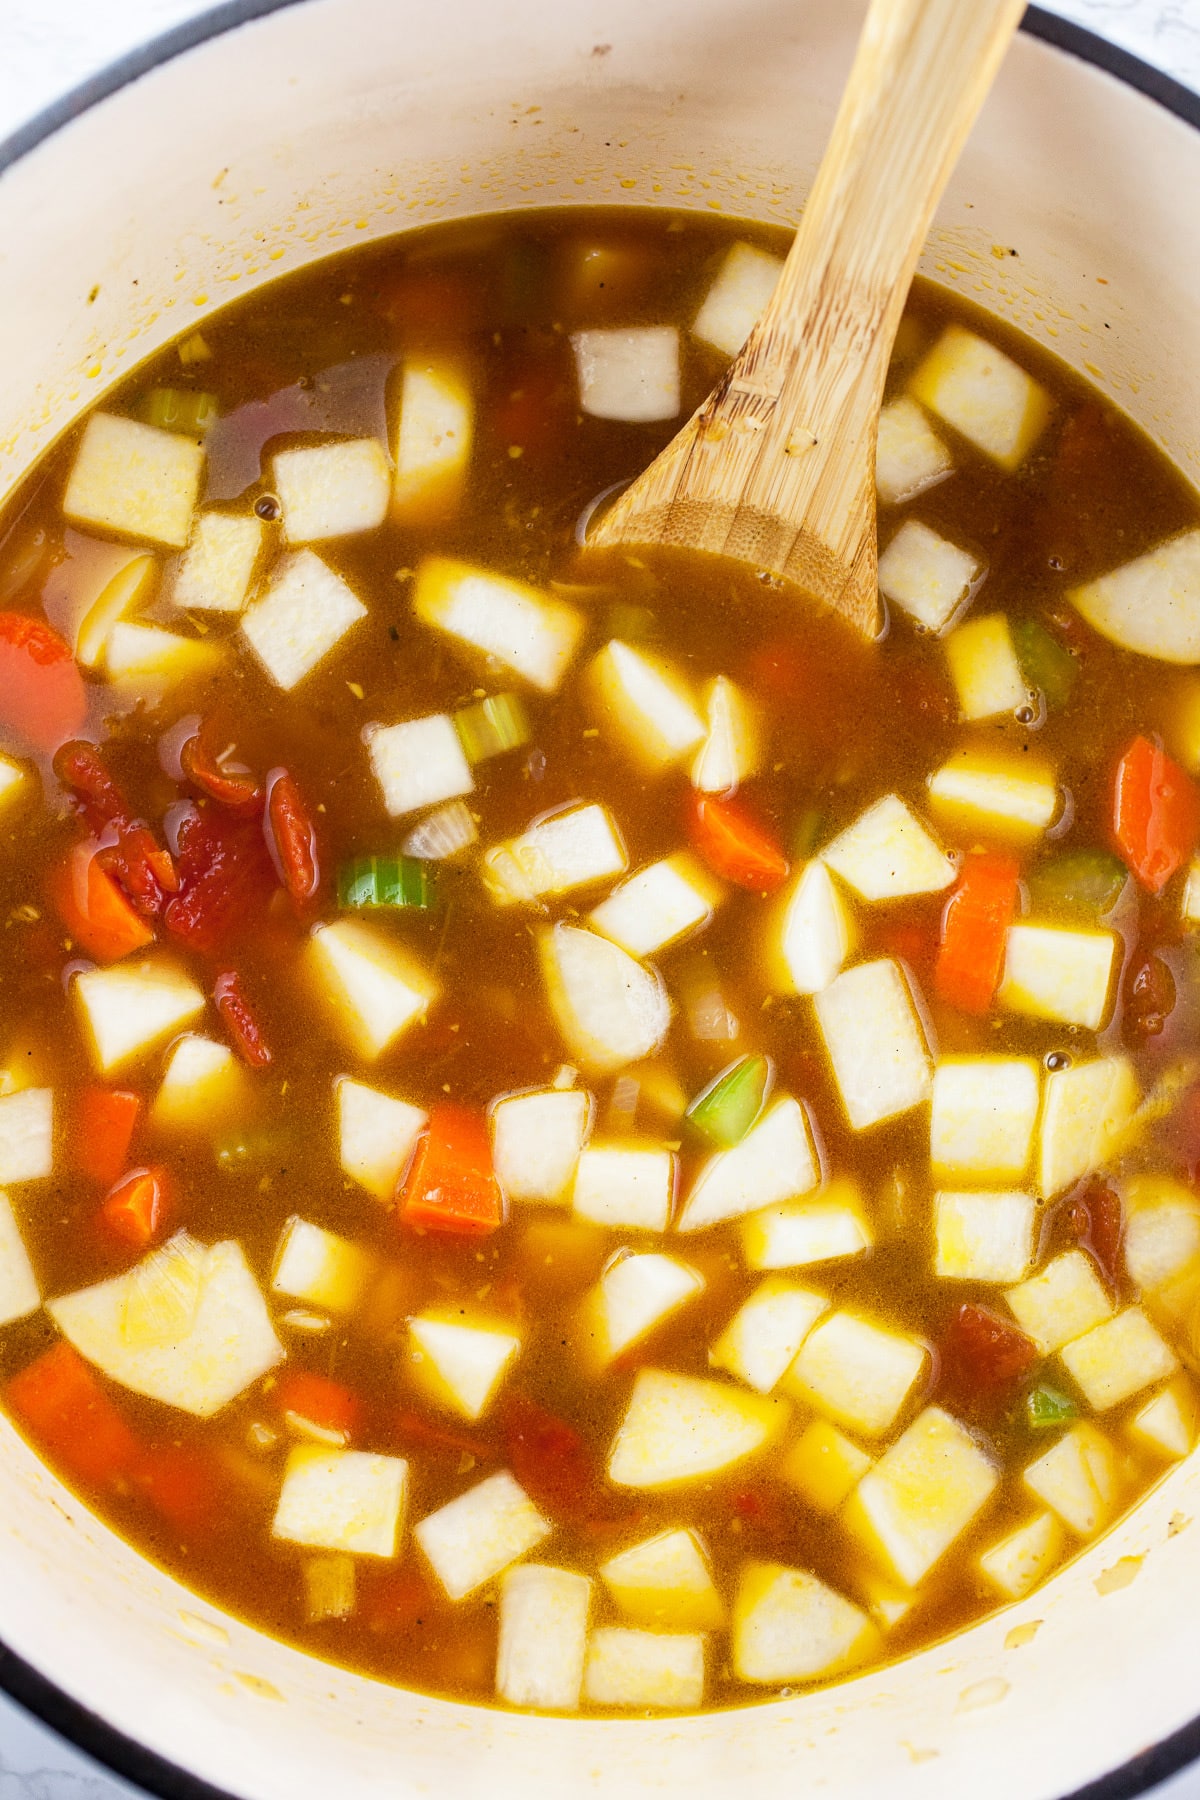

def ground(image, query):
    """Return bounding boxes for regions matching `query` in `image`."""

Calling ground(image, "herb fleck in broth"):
[0,207,1196,1712]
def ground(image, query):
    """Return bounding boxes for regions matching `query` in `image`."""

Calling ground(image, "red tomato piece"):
[934,852,1021,1015]
[392,1407,495,1462]
[47,841,156,962]
[75,1086,141,1186]
[133,1444,223,1535]
[275,1370,362,1440]
[502,1392,597,1521]
[939,1303,1039,1415]
[0,613,87,753]
[164,804,276,954]
[1122,950,1177,1042]
[362,1566,442,1635]
[53,739,129,833]
[99,1166,172,1249]
[265,769,320,904]
[54,741,177,916]
[214,969,273,1068]
[1067,1179,1125,1291]
[180,728,263,813]
[685,791,790,893]
[7,1341,140,1489]
[1112,735,1200,894]
[399,1104,504,1237]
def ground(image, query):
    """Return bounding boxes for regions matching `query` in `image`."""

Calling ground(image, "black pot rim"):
[0,4,1197,1797]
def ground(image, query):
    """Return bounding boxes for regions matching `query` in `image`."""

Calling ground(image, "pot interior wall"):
[0,2,1198,1796]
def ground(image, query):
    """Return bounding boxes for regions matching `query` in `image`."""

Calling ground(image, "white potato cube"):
[273,1446,406,1557]
[934,1191,1036,1284]
[589,854,719,959]
[843,1406,999,1586]
[1000,923,1117,1032]
[0,754,27,810]
[0,1089,52,1183]
[0,1193,41,1326]
[393,359,474,521]
[336,1077,426,1202]
[944,613,1028,721]
[63,412,204,548]
[497,1565,591,1711]
[690,676,761,793]
[485,804,626,903]
[769,860,854,996]
[540,925,670,1074]
[910,325,1051,470]
[930,1056,1040,1182]
[579,1252,703,1368]
[875,396,953,507]
[607,1369,788,1489]
[582,1627,704,1710]
[877,519,981,633]
[928,752,1059,842]
[572,1145,675,1232]
[151,1035,242,1133]
[1038,1057,1139,1198]
[241,550,367,690]
[1124,1176,1200,1297]
[740,1186,873,1271]
[272,1216,373,1315]
[172,511,264,613]
[732,1562,877,1685]
[490,1087,591,1206]
[779,1418,872,1513]
[273,439,390,544]
[414,1470,551,1601]
[1005,1249,1113,1353]
[1070,530,1200,665]
[693,242,783,357]
[677,1098,819,1232]
[309,921,438,1061]
[1060,1308,1177,1411]
[74,957,205,1074]
[709,1279,828,1393]
[366,714,474,818]
[406,1313,522,1420]
[587,640,706,770]
[104,622,220,685]
[784,1311,927,1438]
[413,556,583,693]
[1024,1422,1116,1537]
[978,1511,1064,1601]
[814,958,932,1130]
[821,793,954,900]
[1183,861,1200,927]
[599,1528,724,1631]
[1128,1377,1199,1459]
[572,327,680,423]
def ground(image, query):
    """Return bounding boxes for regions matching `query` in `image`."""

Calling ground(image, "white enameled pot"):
[0,5,1198,1797]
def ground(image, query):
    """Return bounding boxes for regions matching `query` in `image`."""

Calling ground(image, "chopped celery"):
[1028,848,1127,920]
[1025,1384,1079,1431]
[603,602,657,643]
[685,1053,771,1148]
[453,692,532,764]
[1012,617,1077,712]
[337,855,436,910]
[303,1553,356,1622]
[401,799,478,860]
[141,388,219,436]
[793,807,825,860]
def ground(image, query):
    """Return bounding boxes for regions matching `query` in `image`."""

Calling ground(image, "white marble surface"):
[0,0,1197,1795]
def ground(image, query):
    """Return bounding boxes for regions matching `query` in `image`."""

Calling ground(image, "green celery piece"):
[141,388,219,436]
[337,855,436,911]
[686,1054,771,1148]
[1028,848,1127,920]
[1012,616,1077,712]
[1025,1384,1079,1431]
[793,807,825,860]
[453,692,532,764]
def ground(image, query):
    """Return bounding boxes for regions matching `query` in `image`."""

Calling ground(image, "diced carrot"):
[265,769,320,904]
[180,727,262,813]
[0,613,87,753]
[398,1103,504,1237]
[47,841,156,962]
[378,268,482,339]
[938,1302,1039,1417]
[685,791,790,893]
[392,1406,494,1462]
[275,1370,362,1440]
[75,1086,141,1186]
[7,1341,139,1488]
[1112,734,1200,894]
[99,1166,172,1248]
[214,969,272,1068]
[934,852,1020,1015]
[133,1444,223,1535]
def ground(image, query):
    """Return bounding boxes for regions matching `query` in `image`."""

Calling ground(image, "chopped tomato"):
[47,841,156,962]
[378,268,482,339]
[53,739,128,833]
[1112,735,1200,894]
[165,804,276,953]
[1122,950,1177,1042]
[275,1370,362,1439]
[99,1166,172,1248]
[214,969,272,1068]
[180,727,262,813]
[935,852,1020,1014]
[0,613,87,753]
[75,1086,141,1186]
[399,1104,504,1237]
[133,1444,222,1535]
[265,769,320,904]
[490,363,569,459]
[7,1341,139,1488]
[873,910,940,977]
[729,1483,795,1552]
[685,791,789,893]
[392,1406,494,1462]
[363,1566,442,1635]
[502,1392,597,1521]
[54,741,177,916]
[1066,1179,1125,1291]
[939,1303,1039,1416]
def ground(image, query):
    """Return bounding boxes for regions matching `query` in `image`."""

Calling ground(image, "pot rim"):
[0,5,1197,1797]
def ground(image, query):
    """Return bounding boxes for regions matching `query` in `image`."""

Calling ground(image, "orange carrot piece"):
[48,840,155,962]
[75,1086,141,1186]
[0,612,87,753]
[685,791,789,893]
[399,1103,504,1237]
[934,852,1020,1015]
[99,1166,172,1249]
[1112,734,1200,894]
[7,1341,139,1488]
[275,1369,362,1439]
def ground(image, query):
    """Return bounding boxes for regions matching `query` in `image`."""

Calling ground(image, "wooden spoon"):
[587,0,1027,639]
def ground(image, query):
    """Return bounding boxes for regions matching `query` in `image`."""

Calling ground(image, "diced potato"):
[393,359,474,522]
[910,324,1051,470]
[854,1569,915,1631]
[0,1192,41,1327]
[843,1406,999,1585]
[365,714,474,818]
[76,552,157,668]
[589,854,720,959]
[571,327,680,423]
[930,1056,1040,1182]
[690,676,761,793]
[814,958,932,1131]
[272,1216,374,1315]
[1005,1248,1113,1354]
[978,1511,1064,1601]
[406,1312,522,1419]
[172,511,264,613]
[336,1077,426,1202]
[607,1369,788,1488]
[821,794,954,900]
[497,1565,591,1711]
[877,520,981,633]
[241,550,367,691]
[780,1418,873,1513]
[104,622,221,686]
[768,860,854,996]
[934,1191,1036,1284]
[587,640,707,771]
[74,957,205,1074]
[693,242,783,357]
[784,1311,927,1438]
[273,1446,406,1557]
[0,753,28,811]
[944,613,1028,721]
[875,396,953,508]
[1023,1422,1116,1537]
[579,1252,703,1369]
[709,1279,828,1393]
[413,556,583,693]
[63,412,204,548]
[599,1527,724,1631]
[1183,861,1200,928]
[414,1470,552,1601]
[732,1561,878,1684]
[1000,923,1117,1032]
[491,1087,592,1206]
[572,1145,675,1232]
[1128,1376,1199,1459]
[582,1627,704,1710]
[49,1233,283,1416]
[1059,1307,1177,1411]
[1038,1057,1139,1198]
[309,921,438,1061]
[0,1088,53,1183]
[151,1034,242,1133]
[1069,529,1200,664]
[540,925,670,1074]
[927,751,1059,842]
[484,804,627,903]
[273,439,390,544]
[739,1184,874,1271]
[677,1099,819,1233]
